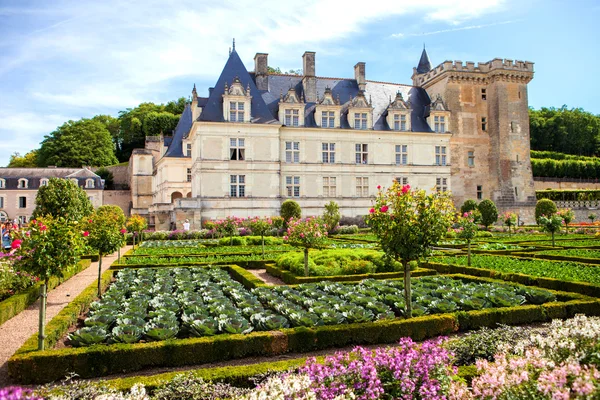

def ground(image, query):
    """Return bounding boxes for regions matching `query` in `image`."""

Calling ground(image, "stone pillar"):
[302,51,316,102]
[254,53,269,91]
[354,62,366,91]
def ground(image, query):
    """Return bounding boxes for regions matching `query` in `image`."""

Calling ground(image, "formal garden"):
[2,183,600,398]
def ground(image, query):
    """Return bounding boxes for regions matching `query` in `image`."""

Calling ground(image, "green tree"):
[13,216,84,350]
[164,97,188,115]
[247,217,273,259]
[460,199,478,214]
[284,217,328,276]
[95,167,114,189]
[535,199,557,224]
[477,199,498,229]
[322,201,341,234]
[85,206,126,296]
[126,214,148,247]
[539,214,563,247]
[142,111,180,136]
[280,200,301,224]
[366,182,455,318]
[457,211,478,266]
[503,212,518,235]
[7,150,39,167]
[557,208,575,234]
[32,178,93,222]
[37,119,118,167]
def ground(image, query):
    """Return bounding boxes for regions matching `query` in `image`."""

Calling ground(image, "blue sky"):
[1,0,599,167]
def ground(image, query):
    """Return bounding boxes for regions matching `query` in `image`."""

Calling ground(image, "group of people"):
[2,220,19,252]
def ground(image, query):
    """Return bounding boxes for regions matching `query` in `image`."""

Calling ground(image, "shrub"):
[280,200,301,223]
[477,199,498,228]
[460,199,478,214]
[218,237,247,246]
[335,225,359,235]
[535,199,557,223]
[475,231,493,238]
[322,201,341,233]
[151,372,249,399]
[339,216,368,229]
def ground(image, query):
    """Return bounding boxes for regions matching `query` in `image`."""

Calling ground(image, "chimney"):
[302,51,316,102]
[208,87,214,96]
[254,53,269,91]
[354,62,366,91]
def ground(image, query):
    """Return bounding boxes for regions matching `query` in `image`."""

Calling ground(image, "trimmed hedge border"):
[512,252,600,265]
[0,259,91,326]
[423,261,600,298]
[8,269,600,384]
[110,259,275,270]
[124,249,292,259]
[265,263,437,284]
[223,265,269,289]
[81,254,100,262]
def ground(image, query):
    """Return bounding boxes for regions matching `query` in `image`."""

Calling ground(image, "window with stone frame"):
[354,113,368,130]
[395,144,408,165]
[187,168,192,182]
[394,114,408,131]
[395,176,409,186]
[435,177,448,192]
[286,176,300,197]
[40,179,48,187]
[322,143,335,163]
[477,185,483,200]
[285,141,300,163]
[481,88,487,100]
[481,117,487,131]
[285,109,300,127]
[85,179,95,188]
[467,151,475,167]
[187,143,192,157]
[356,177,369,197]
[19,196,26,208]
[323,177,337,197]
[0,196,4,209]
[229,102,245,122]
[230,175,245,197]
[355,143,368,164]
[434,116,446,133]
[17,179,28,189]
[0,179,4,189]
[435,146,447,166]
[230,138,245,161]
[321,111,335,128]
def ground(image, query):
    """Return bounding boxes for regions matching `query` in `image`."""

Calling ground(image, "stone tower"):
[412,53,535,216]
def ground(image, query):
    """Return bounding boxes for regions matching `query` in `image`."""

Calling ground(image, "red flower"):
[120,229,127,234]
[40,225,47,231]
[377,185,381,190]
[83,231,89,237]
[369,208,375,214]
[89,219,93,223]
[380,205,389,213]
[401,185,410,194]
[11,239,22,250]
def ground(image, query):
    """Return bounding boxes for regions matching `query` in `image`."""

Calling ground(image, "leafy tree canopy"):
[33,178,93,221]
[7,150,38,167]
[37,118,118,167]
[267,66,302,75]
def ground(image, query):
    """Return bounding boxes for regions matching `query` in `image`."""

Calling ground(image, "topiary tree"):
[126,214,148,248]
[457,211,478,266]
[322,201,341,234]
[85,206,126,296]
[477,199,498,229]
[460,199,478,214]
[13,216,85,350]
[535,199,557,224]
[284,217,328,277]
[280,200,301,226]
[539,214,563,247]
[557,208,575,234]
[366,182,455,318]
[503,212,518,235]
[32,178,93,222]
[247,217,273,259]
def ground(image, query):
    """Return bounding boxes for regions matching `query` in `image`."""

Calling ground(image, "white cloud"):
[0,0,508,166]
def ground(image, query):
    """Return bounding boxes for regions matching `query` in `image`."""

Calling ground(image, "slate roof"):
[164,103,193,158]
[0,168,104,190]
[416,48,432,74]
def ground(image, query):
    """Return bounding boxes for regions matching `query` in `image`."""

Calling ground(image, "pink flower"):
[463,212,469,218]
[11,239,22,249]
[40,225,47,231]
[380,205,389,213]
[283,235,288,241]
[377,185,381,190]
[120,229,127,234]
[401,185,410,194]
[88,219,93,223]
[300,233,305,238]
[83,231,89,237]
[369,208,375,214]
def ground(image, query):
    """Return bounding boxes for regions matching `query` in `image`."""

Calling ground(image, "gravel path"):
[248,269,285,285]
[0,246,131,387]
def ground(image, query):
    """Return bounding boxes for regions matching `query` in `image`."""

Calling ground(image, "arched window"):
[85,179,95,188]
[0,211,8,222]
[171,191,183,203]
[0,179,5,188]
[17,179,28,189]
[40,178,49,187]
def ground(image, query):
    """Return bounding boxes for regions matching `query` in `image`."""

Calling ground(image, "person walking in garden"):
[2,223,13,251]
[183,219,190,231]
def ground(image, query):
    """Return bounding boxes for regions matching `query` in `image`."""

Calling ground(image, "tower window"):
[229,102,245,122]
[481,88,487,100]
[477,185,483,200]
[230,138,245,161]
[481,117,487,131]
[468,151,475,167]
[434,116,446,133]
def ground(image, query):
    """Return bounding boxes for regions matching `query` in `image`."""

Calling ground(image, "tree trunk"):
[97,254,103,297]
[552,231,555,247]
[261,235,265,260]
[565,223,568,235]
[467,241,472,267]
[118,247,121,264]
[304,248,309,277]
[230,234,233,246]
[38,281,47,351]
[402,260,412,318]
[132,234,136,249]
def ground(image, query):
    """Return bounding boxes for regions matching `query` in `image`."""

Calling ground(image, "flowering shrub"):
[214,216,242,244]
[126,214,148,247]
[284,217,328,276]
[557,208,575,233]
[0,265,38,301]
[502,211,518,235]
[366,182,454,317]
[0,386,43,400]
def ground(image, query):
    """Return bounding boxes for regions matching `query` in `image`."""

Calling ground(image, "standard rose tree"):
[13,216,84,350]
[85,206,126,296]
[503,212,518,235]
[248,217,273,259]
[366,182,455,318]
[284,217,328,277]
[457,211,478,266]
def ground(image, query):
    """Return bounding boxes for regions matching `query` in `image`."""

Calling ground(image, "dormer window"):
[18,179,28,189]
[223,76,251,123]
[85,179,95,188]
[315,87,342,129]
[70,178,79,186]
[348,90,373,130]
[279,88,305,127]
[0,179,4,189]
[428,94,451,133]
[386,92,411,131]
[40,179,48,187]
